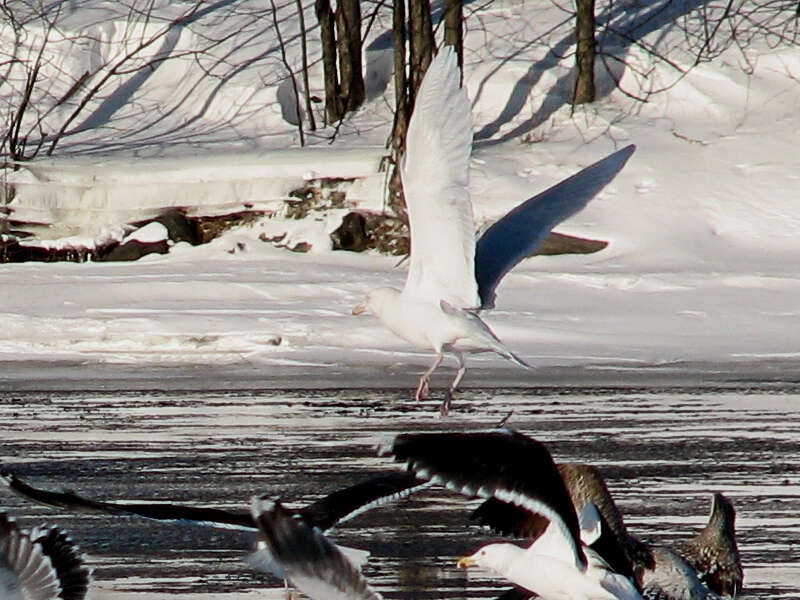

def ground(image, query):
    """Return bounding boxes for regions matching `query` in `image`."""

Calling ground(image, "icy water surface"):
[1,387,798,599]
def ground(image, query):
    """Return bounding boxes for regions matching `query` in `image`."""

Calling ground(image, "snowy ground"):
[2,0,800,385]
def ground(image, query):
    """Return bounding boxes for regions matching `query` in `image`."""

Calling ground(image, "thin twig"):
[271,0,305,146]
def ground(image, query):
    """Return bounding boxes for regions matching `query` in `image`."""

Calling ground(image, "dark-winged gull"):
[250,495,382,600]
[352,46,636,415]
[0,512,91,600]
[381,429,643,599]
[1,470,429,584]
[474,463,742,599]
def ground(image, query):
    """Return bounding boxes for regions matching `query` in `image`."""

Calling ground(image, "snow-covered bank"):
[1,228,799,388]
[1,1,799,381]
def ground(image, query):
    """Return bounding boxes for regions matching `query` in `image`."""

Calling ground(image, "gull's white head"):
[457,543,522,577]
[352,287,401,318]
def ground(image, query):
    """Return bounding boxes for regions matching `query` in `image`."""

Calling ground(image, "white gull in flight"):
[353,46,635,415]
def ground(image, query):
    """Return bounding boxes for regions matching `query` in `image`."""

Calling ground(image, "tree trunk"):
[270,0,304,145]
[389,0,409,219]
[408,0,433,111]
[443,0,463,79]
[296,0,316,131]
[335,0,365,114]
[573,0,596,106]
[314,0,342,123]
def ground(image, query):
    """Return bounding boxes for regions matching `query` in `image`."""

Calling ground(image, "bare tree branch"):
[271,0,305,146]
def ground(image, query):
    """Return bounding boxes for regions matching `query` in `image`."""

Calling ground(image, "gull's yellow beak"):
[352,302,367,315]
[457,556,477,569]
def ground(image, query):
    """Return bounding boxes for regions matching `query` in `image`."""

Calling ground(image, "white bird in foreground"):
[474,463,742,599]
[353,46,635,415]
[382,429,644,600]
[0,512,91,600]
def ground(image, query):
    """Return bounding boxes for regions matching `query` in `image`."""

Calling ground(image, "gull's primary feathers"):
[1,469,429,586]
[0,513,91,600]
[354,45,635,414]
[383,429,643,599]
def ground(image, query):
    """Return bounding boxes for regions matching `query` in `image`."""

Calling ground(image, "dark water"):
[1,387,799,598]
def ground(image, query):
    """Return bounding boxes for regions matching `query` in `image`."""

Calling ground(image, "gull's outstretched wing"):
[251,497,383,600]
[1,471,427,534]
[475,144,636,308]
[29,524,92,600]
[471,496,550,539]
[1,513,62,600]
[382,429,586,570]
[299,473,431,531]
[401,45,479,308]
[1,471,255,530]
[0,513,91,600]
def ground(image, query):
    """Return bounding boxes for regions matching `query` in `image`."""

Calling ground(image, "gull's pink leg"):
[416,353,444,401]
[441,352,466,417]
[284,579,293,600]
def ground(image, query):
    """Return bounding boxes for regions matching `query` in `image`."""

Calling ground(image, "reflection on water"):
[1,387,799,599]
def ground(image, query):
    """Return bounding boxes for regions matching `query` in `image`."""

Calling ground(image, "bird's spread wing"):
[1,512,92,600]
[471,496,550,540]
[1,513,63,600]
[299,472,431,532]
[382,429,586,570]
[2,470,428,534]
[29,525,93,600]
[251,497,383,600]
[1,471,256,531]
[401,45,479,308]
[475,144,636,308]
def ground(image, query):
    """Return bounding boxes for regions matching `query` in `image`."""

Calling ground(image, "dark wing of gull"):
[1,471,255,530]
[33,525,92,600]
[251,496,382,600]
[0,512,91,600]
[1,470,429,534]
[299,473,431,531]
[475,144,636,309]
[383,429,586,570]
[471,496,550,540]
[1,512,62,600]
